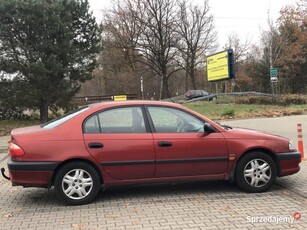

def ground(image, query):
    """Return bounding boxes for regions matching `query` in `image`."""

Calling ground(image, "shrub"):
[235,94,307,106]
[221,108,235,117]
[0,107,29,120]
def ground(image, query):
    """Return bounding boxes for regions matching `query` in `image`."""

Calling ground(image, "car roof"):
[89,100,184,109]
[189,90,207,92]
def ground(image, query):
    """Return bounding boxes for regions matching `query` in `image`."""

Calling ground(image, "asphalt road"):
[222,115,307,153]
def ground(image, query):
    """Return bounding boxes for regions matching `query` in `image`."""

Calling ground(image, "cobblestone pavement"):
[0,154,306,230]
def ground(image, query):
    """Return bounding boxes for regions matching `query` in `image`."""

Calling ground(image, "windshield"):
[42,106,89,129]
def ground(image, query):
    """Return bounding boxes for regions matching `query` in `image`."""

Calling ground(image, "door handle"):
[158,141,172,147]
[88,142,104,148]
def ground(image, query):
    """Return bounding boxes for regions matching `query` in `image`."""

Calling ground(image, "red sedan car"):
[2,101,301,205]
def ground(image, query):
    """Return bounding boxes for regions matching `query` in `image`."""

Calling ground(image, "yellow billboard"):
[207,50,234,82]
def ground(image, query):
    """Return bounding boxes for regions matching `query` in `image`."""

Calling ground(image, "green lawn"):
[184,101,307,120]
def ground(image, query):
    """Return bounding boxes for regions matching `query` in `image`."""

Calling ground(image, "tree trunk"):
[162,75,170,99]
[160,65,170,99]
[185,70,189,92]
[39,101,49,123]
[190,67,197,90]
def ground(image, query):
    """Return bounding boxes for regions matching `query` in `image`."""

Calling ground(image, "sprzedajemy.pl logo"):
[246,212,301,224]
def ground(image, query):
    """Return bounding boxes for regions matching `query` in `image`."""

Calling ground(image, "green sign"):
[270,68,278,82]
[270,68,278,77]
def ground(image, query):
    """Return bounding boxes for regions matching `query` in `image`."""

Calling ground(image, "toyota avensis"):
[1,101,301,205]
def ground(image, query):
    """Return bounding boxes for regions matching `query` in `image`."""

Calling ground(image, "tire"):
[235,152,277,193]
[54,161,100,205]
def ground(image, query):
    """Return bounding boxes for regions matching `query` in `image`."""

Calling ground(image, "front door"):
[146,106,228,177]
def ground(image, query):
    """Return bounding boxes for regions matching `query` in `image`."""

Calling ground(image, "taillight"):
[8,141,25,157]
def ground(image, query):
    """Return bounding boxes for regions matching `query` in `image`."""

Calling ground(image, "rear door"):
[83,106,155,180]
[146,106,229,177]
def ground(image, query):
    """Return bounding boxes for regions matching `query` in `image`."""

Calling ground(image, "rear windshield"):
[41,106,89,129]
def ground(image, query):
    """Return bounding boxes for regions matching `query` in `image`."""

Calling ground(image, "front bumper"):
[276,151,301,177]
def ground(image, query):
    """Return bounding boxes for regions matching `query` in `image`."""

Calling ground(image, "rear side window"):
[84,107,147,134]
[42,106,89,129]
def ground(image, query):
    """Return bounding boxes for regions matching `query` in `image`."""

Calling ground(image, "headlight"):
[289,140,296,151]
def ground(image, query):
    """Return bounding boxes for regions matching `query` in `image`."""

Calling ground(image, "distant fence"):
[72,91,276,105]
[164,91,277,103]
[217,91,276,97]
[71,94,138,105]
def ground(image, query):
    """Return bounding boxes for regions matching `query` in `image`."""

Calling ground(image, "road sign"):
[270,68,278,77]
[270,68,278,82]
[271,77,278,82]
[114,95,127,101]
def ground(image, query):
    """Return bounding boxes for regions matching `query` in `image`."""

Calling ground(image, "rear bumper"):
[276,151,301,177]
[6,159,59,187]
[7,159,59,171]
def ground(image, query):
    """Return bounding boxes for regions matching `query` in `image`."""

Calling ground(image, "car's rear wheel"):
[54,161,100,205]
[235,152,277,192]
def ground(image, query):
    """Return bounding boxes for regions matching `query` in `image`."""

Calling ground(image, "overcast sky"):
[88,0,298,48]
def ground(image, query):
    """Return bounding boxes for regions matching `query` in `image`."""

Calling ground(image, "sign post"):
[140,77,144,100]
[206,49,235,94]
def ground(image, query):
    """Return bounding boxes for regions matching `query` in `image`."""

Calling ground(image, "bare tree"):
[177,0,217,91]
[262,15,288,69]
[135,0,181,99]
[103,0,144,71]
[102,0,181,99]
[222,33,252,93]
[224,32,251,63]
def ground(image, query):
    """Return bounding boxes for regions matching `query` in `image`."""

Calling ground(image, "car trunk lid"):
[11,125,43,136]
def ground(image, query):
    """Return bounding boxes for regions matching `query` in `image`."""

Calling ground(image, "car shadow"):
[97,180,273,204]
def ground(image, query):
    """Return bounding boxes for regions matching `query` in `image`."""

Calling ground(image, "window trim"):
[82,105,151,134]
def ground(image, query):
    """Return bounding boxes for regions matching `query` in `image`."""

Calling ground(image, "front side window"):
[147,107,204,133]
[84,106,146,134]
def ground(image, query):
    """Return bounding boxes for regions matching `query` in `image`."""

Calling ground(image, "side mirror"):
[203,123,215,134]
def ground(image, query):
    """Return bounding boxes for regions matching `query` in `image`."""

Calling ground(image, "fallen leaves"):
[4,212,14,218]
[72,223,86,229]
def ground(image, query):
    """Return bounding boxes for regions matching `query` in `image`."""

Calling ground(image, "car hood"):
[224,127,289,141]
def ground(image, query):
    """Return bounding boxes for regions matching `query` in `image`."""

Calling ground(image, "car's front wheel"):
[235,152,277,192]
[54,161,100,205]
